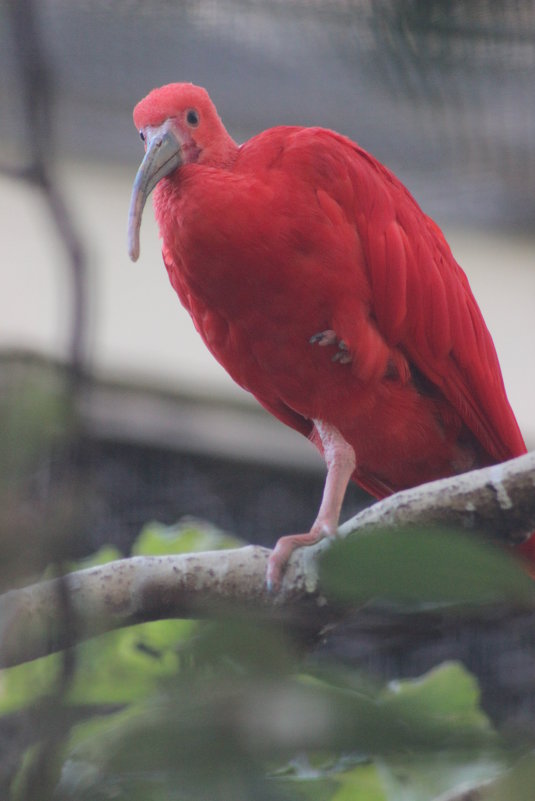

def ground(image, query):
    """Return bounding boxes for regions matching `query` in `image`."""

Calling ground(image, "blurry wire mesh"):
[1,0,534,225]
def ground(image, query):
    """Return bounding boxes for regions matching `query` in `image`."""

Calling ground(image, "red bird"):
[128,82,532,589]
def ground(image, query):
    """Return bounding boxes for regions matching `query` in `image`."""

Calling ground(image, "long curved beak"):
[127,125,182,262]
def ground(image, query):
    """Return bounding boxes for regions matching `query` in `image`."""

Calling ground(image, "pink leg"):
[266,420,356,591]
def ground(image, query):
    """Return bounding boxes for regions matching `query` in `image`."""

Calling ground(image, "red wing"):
[315,130,526,462]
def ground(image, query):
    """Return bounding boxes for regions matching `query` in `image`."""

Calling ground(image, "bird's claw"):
[265,569,279,595]
[267,527,332,593]
[266,539,291,593]
[309,329,338,347]
[310,330,352,364]
[331,342,351,363]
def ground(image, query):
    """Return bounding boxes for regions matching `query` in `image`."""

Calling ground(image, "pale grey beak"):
[127,126,182,262]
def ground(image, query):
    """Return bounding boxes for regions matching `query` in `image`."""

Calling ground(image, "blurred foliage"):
[131,518,242,557]
[1,367,535,800]
[1,519,534,800]
[0,362,80,588]
[320,525,535,608]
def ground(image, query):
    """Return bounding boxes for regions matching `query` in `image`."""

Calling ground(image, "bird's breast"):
[156,169,380,422]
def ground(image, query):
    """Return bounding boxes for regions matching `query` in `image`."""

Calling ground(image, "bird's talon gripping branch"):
[266,529,327,592]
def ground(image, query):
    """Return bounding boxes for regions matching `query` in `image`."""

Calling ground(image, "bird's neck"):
[202,129,239,169]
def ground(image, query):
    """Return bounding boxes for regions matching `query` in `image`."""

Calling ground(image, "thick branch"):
[1,452,534,668]
[338,450,535,544]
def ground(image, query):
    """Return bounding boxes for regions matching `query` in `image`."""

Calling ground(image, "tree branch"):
[1,452,534,668]
[338,450,535,545]
[3,0,87,381]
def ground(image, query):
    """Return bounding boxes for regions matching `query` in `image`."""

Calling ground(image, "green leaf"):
[330,763,386,801]
[380,662,491,738]
[485,754,535,801]
[58,686,275,801]
[0,651,60,713]
[273,776,338,801]
[274,756,387,801]
[377,753,504,801]
[65,544,123,573]
[66,619,196,706]
[189,618,300,675]
[0,618,197,713]
[320,526,535,607]
[132,519,242,557]
[382,662,487,726]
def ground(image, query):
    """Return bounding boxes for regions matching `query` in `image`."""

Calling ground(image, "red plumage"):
[128,83,532,586]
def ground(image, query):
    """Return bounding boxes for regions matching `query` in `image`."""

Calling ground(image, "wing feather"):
[316,130,526,461]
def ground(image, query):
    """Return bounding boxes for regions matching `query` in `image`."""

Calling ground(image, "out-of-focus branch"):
[1,4,90,794]
[2,0,87,379]
[1,452,534,669]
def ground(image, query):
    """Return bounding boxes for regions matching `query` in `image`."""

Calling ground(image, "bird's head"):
[127,82,237,261]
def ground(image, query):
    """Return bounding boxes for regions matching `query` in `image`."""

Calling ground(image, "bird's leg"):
[309,330,352,364]
[266,420,356,591]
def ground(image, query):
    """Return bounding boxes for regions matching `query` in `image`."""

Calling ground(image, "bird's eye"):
[186,109,199,127]
[139,131,145,142]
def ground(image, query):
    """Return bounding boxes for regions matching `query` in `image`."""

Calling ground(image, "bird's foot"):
[309,330,352,364]
[309,329,338,347]
[266,528,329,592]
[331,343,352,364]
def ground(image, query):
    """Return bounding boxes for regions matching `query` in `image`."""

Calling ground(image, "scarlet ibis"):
[128,82,532,589]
